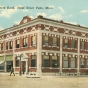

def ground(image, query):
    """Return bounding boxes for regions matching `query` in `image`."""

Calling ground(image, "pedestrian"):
[10,67,15,76]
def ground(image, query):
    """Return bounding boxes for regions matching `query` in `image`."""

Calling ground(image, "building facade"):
[0,15,88,76]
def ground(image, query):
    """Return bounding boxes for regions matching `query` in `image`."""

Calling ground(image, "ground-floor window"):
[63,56,68,68]
[31,55,36,67]
[43,55,50,67]
[16,57,20,67]
[52,56,58,68]
[80,58,84,68]
[71,57,75,68]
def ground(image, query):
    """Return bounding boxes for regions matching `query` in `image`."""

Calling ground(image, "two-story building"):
[0,15,88,76]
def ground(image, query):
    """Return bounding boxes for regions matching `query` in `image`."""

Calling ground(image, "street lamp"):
[19,54,23,76]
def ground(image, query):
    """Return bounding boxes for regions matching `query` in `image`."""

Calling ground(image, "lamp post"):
[19,54,23,76]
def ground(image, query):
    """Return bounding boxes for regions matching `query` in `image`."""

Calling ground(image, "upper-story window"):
[71,40,76,48]
[6,42,8,50]
[64,39,68,48]
[9,41,13,49]
[22,37,28,47]
[0,43,1,51]
[16,39,20,48]
[81,41,85,49]
[31,36,36,46]
[44,36,49,46]
[53,37,57,46]
[1,43,3,50]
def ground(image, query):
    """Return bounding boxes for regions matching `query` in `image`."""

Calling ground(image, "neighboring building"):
[0,15,88,76]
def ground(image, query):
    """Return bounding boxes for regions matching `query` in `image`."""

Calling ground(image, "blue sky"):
[0,0,88,30]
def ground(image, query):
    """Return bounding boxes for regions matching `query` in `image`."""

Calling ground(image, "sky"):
[0,0,88,30]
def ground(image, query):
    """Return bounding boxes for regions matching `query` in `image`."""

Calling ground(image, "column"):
[37,30,42,75]
[60,35,62,75]
[77,38,80,75]
[25,61,28,75]
[13,39,15,72]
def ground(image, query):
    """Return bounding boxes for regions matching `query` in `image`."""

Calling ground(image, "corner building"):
[0,15,88,76]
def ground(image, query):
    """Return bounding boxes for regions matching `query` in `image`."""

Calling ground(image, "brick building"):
[0,15,88,76]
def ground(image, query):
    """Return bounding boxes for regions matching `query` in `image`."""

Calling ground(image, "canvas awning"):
[0,61,4,66]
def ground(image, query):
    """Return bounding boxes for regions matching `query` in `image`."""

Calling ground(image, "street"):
[0,74,88,88]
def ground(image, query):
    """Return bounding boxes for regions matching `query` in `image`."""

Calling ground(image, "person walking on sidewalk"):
[10,67,15,76]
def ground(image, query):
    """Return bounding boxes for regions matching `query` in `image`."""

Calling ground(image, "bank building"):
[0,15,88,76]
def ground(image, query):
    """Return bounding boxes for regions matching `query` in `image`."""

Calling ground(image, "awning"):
[0,61,4,66]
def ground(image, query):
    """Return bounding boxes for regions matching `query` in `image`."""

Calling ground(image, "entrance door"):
[22,61,26,74]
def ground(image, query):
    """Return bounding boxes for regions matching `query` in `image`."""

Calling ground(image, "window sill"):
[21,46,28,48]
[62,68,77,69]
[30,45,36,47]
[52,46,59,48]
[43,45,49,47]
[15,48,20,49]
[29,67,37,68]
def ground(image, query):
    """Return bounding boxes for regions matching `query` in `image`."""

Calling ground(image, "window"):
[6,42,8,50]
[52,56,58,67]
[44,36,49,46]
[43,55,50,67]
[9,41,13,49]
[81,41,85,49]
[22,37,28,47]
[53,37,57,46]
[16,56,19,67]
[16,39,20,48]
[71,57,75,68]
[63,56,68,68]
[0,43,1,51]
[71,40,75,48]
[23,19,27,23]
[80,58,84,68]
[1,43,3,50]
[31,55,36,67]
[87,59,88,68]
[64,39,68,48]
[31,36,36,46]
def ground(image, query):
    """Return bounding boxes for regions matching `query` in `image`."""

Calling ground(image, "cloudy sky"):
[0,0,88,30]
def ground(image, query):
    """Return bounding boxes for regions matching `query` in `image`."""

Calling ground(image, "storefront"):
[5,55,13,72]
[0,56,4,72]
